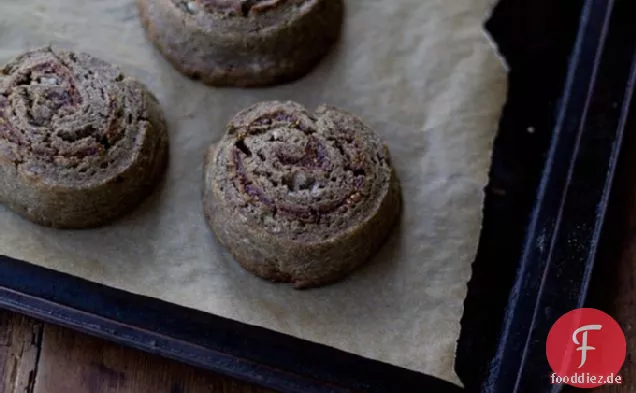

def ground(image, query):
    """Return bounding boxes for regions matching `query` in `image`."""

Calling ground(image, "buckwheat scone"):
[0,47,169,229]
[204,101,401,289]
[138,0,344,87]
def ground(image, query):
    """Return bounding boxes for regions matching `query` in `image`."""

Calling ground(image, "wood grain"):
[0,310,273,393]
[0,312,42,393]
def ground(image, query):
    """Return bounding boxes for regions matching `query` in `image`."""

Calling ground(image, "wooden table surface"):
[0,310,275,393]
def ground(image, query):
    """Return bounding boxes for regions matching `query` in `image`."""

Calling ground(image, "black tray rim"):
[0,256,463,393]
[480,0,636,391]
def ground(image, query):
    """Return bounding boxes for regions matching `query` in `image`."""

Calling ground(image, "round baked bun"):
[138,0,344,86]
[0,47,169,228]
[203,101,401,289]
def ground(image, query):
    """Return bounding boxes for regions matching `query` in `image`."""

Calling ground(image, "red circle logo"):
[546,308,626,388]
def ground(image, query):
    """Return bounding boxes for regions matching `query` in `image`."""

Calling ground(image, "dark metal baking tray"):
[459,0,636,391]
[1,0,631,391]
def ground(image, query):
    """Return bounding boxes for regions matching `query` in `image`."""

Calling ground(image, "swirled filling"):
[217,105,390,238]
[0,49,143,183]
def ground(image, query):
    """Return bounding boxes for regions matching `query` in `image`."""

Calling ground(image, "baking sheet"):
[0,0,507,385]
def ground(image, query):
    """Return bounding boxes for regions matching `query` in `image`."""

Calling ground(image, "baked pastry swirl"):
[204,101,401,288]
[138,0,344,86]
[0,47,169,229]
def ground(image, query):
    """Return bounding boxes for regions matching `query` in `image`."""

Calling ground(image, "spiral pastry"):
[138,0,344,87]
[0,47,169,229]
[204,101,401,289]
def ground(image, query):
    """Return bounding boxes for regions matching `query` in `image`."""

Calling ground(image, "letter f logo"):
[572,325,602,368]
[547,309,626,388]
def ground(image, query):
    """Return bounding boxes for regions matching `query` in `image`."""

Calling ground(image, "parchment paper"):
[0,0,507,385]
